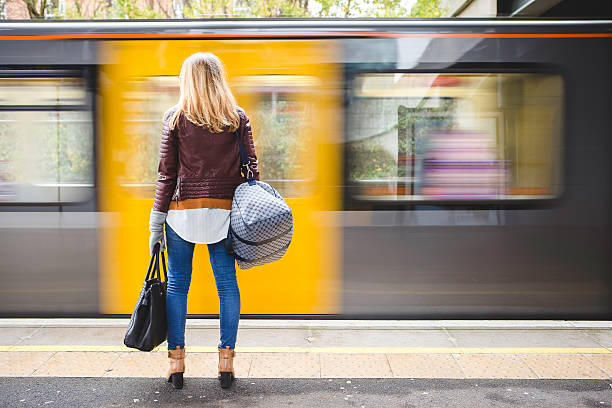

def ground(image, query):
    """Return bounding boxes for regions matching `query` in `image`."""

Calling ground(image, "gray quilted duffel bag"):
[227,130,293,269]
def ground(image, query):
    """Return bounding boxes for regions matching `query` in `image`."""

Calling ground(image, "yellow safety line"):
[1,345,610,354]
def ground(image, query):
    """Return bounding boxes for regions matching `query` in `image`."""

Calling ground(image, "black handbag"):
[124,243,168,352]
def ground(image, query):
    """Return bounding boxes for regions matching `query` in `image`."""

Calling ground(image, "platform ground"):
[2,319,612,380]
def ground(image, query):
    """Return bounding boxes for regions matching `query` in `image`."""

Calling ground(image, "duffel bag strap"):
[233,129,255,184]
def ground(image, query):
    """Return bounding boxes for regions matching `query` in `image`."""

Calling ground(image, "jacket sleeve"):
[152,108,179,213]
[238,109,260,181]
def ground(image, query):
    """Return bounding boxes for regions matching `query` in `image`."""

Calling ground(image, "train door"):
[99,39,342,315]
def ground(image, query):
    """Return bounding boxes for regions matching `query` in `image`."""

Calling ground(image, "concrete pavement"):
[4,319,612,407]
[3,319,612,379]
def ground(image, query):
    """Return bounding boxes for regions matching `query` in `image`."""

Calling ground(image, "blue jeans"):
[164,221,240,351]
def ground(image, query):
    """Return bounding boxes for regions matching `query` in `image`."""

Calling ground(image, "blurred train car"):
[0,20,611,318]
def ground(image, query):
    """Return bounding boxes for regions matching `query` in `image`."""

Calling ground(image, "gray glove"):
[149,209,167,256]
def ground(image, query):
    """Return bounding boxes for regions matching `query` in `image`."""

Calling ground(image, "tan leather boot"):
[165,346,185,389]
[218,346,235,389]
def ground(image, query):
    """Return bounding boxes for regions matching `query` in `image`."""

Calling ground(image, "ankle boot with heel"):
[218,346,235,389]
[166,346,185,389]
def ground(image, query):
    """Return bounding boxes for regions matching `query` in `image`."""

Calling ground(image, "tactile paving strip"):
[521,354,609,379]
[320,353,392,378]
[0,352,54,376]
[249,353,320,378]
[453,354,537,379]
[187,352,252,378]
[387,354,465,378]
[32,352,119,377]
[3,351,612,379]
[584,354,612,377]
[104,352,168,377]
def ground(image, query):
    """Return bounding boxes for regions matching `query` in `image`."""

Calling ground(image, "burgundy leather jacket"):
[153,106,260,213]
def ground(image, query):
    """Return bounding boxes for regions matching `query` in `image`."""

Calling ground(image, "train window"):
[346,72,563,204]
[0,77,93,204]
[0,77,87,107]
[235,75,317,198]
[121,76,179,195]
[123,75,316,198]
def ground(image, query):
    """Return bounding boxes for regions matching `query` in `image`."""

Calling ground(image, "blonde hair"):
[169,52,240,133]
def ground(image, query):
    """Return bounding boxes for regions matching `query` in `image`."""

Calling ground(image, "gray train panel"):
[0,212,98,314]
[342,33,612,318]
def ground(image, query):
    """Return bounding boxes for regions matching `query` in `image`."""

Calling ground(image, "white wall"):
[443,0,497,17]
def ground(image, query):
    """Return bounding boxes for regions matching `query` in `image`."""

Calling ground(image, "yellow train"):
[100,38,342,315]
[1,20,612,318]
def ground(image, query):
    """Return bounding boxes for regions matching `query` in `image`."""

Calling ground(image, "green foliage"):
[409,0,447,17]
[241,0,311,17]
[58,117,94,183]
[0,112,92,185]
[370,0,407,17]
[184,0,235,18]
[318,0,360,17]
[124,121,161,185]
[316,0,410,17]
[349,141,396,180]
[31,0,165,20]
[108,0,165,19]
[348,97,455,181]
[0,119,16,183]
[61,1,109,19]
[252,95,310,180]
[12,0,447,19]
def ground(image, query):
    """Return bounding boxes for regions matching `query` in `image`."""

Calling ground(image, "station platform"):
[2,318,612,379]
[2,319,612,407]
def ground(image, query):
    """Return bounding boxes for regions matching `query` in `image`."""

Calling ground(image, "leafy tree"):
[23,0,168,19]
[108,0,163,19]
[317,0,360,17]
[317,0,443,18]
[22,0,56,19]
[244,0,310,17]
[62,0,109,19]
[10,0,448,19]
[184,0,235,18]
[409,0,446,17]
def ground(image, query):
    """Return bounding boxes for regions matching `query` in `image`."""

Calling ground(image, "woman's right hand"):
[149,209,168,256]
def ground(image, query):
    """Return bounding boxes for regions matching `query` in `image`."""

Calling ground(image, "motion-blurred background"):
[0,0,611,319]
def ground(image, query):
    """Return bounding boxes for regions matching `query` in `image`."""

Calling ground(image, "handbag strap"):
[145,243,159,281]
[145,242,168,283]
[233,127,255,185]
[159,250,168,283]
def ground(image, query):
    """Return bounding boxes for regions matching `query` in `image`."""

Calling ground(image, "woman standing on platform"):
[148,52,259,390]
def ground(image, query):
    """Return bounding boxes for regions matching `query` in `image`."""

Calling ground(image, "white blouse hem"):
[166,207,231,245]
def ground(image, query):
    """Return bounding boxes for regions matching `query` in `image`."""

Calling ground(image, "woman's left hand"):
[149,210,167,256]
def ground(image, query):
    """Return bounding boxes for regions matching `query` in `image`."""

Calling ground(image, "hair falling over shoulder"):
[169,52,241,133]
